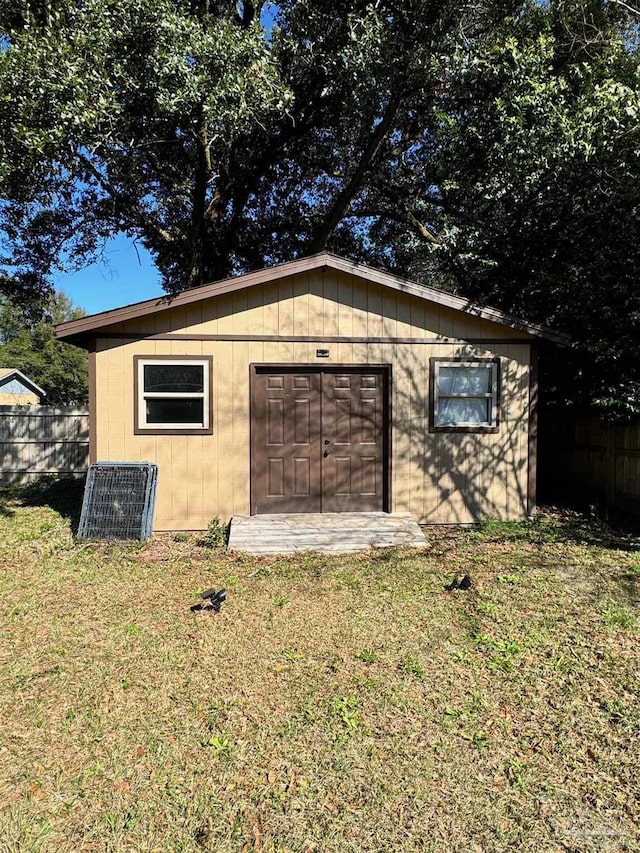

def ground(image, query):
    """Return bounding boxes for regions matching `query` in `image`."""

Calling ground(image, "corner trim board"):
[87,345,97,464]
[527,345,539,515]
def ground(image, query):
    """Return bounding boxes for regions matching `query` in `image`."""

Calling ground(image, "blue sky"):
[52,234,163,314]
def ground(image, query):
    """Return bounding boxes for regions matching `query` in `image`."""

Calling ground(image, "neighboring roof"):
[0,368,46,397]
[55,252,570,346]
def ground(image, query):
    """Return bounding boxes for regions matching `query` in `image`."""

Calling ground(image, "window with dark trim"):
[134,356,213,435]
[429,358,500,433]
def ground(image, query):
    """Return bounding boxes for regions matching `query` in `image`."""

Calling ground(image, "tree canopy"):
[0,292,88,405]
[0,0,638,410]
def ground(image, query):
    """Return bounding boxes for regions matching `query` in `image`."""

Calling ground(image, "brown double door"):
[250,366,388,514]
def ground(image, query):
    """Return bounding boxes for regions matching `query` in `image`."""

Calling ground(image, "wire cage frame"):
[77,462,159,541]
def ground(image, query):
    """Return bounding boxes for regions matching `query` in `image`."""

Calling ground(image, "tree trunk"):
[188,107,211,289]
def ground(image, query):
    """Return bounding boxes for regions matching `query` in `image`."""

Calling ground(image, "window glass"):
[144,364,204,394]
[137,357,211,432]
[435,397,489,425]
[438,365,491,396]
[145,398,204,425]
[432,360,498,429]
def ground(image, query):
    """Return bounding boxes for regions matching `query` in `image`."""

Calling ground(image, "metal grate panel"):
[77,462,158,541]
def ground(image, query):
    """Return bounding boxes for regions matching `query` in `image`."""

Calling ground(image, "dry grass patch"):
[0,494,639,852]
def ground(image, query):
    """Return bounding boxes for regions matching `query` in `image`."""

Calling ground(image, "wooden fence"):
[0,405,90,484]
[539,408,640,519]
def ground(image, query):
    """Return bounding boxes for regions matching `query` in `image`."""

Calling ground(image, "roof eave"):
[0,368,46,396]
[54,253,570,346]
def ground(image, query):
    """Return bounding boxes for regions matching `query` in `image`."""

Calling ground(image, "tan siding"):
[410,297,426,340]
[216,339,234,521]
[231,290,248,334]
[118,270,531,342]
[278,277,294,335]
[0,393,40,405]
[308,270,324,334]
[108,337,126,460]
[396,292,414,338]
[293,273,309,336]
[200,293,219,335]
[382,291,396,337]
[393,342,413,515]
[438,305,454,338]
[351,277,368,337]
[367,283,383,338]
[94,269,532,529]
[337,273,353,338]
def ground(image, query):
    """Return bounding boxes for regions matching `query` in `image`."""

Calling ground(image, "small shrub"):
[201,517,228,548]
[173,532,189,543]
[274,595,290,607]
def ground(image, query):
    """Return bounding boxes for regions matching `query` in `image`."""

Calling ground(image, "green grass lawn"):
[0,487,639,852]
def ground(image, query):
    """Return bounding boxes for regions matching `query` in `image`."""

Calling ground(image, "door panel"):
[251,370,322,513]
[251,367,387,514]
[321,371,385,512]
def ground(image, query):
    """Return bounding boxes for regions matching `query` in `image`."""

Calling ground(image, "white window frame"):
[135,357,212,434]
[431,358,500,432]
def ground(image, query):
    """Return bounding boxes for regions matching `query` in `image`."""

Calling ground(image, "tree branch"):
[406,210,440,244]
[238,1,265,27]
[306,89,405,254]
[77,151,174,244]
[610,0,640,17]
[349,205,441,244]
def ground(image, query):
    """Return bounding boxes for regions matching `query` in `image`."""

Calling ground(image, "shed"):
[0,368,45,406]
[56,253,567,530]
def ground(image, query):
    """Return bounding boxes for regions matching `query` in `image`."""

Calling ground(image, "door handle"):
[324,439,330,445]
[323,450,329,458]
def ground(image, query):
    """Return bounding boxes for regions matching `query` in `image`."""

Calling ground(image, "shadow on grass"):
[469,506,640,608]
[0,490,15,518]
[16,475,85,535]
[471,506,640,552]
